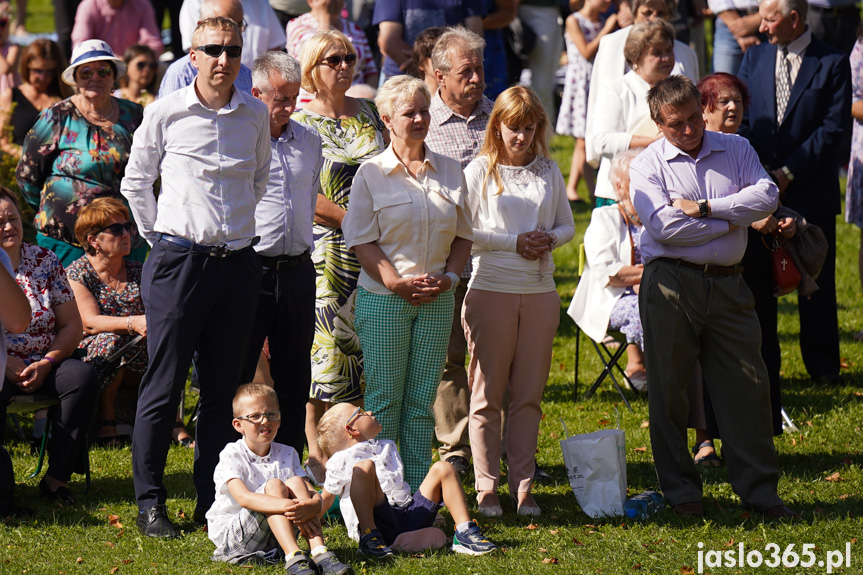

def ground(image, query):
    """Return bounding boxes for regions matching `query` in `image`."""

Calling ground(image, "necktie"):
[776,47,791,124]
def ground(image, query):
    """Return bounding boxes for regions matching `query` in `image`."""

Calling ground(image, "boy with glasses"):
[207,384,352,574]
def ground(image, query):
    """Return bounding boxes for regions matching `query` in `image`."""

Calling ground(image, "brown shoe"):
[762,504,801,521]
[672,501,705,517]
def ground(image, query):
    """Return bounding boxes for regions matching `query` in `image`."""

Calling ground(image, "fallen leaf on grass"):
[559,363,565,371]
[103,542,115,548]
[121,560,133,565]
[76,558,83,564]
[681,567,694,574]
[597,419,610,426]
[109,567,119,574]
[839,494,850,500]
[539,548,548,553]
[526,523,539,530]
[633,564,642,570]
[791,437,796,446]
[840,359,850,369]
[724,538,734,548]
[851,538,857,544]
[549,530,560,535]
[542,558,559,564]
[107,515,123,529]
[825,472,842,482]
[572,539,585,546]
[806,421,813,427]
[633,447,647,453]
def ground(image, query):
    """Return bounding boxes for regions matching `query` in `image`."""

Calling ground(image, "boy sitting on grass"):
[207,384,352,575]
[316,403,498,558]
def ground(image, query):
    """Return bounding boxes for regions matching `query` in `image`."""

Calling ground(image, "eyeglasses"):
[96,221,136,237]
[30,68,56,76]
[346,406,369,428]
[77,65,113,80]
[136,61,158,71]
[236,411,281,423]
[317,54,357,69]
[194,44,243,58]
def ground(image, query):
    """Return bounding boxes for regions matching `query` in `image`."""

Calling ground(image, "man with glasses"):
[122,16,271,539]
[159,0,254,98]
[243,51,322,460]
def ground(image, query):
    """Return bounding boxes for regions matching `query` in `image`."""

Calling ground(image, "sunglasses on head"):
[317,53,357,69]
[77,65,113,80]
[136,61,158,71]
[195,44,242,58]
[96,221,136,237]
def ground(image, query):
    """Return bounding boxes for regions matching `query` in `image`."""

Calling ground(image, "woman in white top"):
[342,75,473,491]
[463,85,575,517]
[592,20,675,205]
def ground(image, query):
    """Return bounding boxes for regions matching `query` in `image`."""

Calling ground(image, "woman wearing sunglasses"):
[66,198,193,448]
[293,29,387,484]
[16,39,145,268]
[0,186,100,504]
[0,38,71,160]
[115,44,159,108]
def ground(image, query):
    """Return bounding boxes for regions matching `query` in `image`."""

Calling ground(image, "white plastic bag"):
[559,418,626,517]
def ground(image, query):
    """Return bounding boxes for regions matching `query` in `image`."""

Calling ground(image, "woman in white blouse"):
[342,75,473,491]
[592,20,675,206]
[463,85,575,517]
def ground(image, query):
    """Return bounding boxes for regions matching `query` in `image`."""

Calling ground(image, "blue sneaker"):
[358,529,394,559]
[452,521,497,556]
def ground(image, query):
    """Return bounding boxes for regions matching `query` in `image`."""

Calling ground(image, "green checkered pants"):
[354,287,454,491]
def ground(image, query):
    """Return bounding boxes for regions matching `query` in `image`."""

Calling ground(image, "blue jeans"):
[712,19,744,75]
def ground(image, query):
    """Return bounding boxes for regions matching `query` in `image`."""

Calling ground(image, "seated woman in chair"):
[66,198,194,448]
[570,149,647,390]
[0,186,99,504]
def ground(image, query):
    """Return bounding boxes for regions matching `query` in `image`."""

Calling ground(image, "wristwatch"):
[697,199,709,219]
[780,165,795,182]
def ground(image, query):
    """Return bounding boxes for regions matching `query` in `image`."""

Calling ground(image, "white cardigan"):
[567,205,636,343]
[584,26,699,168]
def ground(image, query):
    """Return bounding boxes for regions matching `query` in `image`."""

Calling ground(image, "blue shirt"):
[372,0,484,78]
[254,120,323,257]
[157,53,254,99]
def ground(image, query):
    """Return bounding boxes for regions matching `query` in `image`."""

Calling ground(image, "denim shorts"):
[373,490,442,545]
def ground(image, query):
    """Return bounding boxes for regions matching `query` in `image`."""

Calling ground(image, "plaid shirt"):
[426,91,494,277]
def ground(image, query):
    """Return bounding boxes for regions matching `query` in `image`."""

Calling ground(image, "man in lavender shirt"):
[629,76,798,520]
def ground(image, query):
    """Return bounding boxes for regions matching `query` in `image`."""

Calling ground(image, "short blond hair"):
[232,383,278,417]
[374,75,430,121]
[299,29,357,95]
[316,404,355,458]
[191,16,242,50]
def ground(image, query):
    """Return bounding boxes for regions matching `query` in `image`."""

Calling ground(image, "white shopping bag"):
[559,418,626,517]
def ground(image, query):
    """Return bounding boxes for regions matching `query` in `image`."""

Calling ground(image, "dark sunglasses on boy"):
[194,44,243,58]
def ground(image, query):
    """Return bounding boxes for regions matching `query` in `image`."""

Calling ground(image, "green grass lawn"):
[2,133,862,574]
[5,8,863,574]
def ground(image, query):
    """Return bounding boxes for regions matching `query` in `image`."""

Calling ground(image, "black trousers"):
[53,0,82,61]
[132,239,261,513]
[0,359,99,482]
[240,256,315,457]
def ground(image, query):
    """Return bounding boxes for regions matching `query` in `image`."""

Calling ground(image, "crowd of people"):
[0,0,861,571]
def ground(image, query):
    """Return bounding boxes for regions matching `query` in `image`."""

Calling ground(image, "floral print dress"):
[292,98,386,403]
[15,97,144,265]
[66,256,147,389]
[846,39,863,228]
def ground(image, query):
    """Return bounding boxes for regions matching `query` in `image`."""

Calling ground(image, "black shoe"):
[446,455,470,476]
[39,477,75,505]
[534,462,552,482]
[192,506,207,525]
[137,504,180,538]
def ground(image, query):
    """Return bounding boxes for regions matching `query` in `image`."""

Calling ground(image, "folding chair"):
[6,395,91,493]
[573,243,638,412]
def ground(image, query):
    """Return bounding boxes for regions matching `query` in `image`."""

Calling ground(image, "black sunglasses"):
[77,65,113,80]
[317,54,357,69]
[136,61,158,71]
[96,221,136,237]
[194,44,243,58]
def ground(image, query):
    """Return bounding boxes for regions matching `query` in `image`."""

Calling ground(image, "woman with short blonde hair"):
[463,85,574,517]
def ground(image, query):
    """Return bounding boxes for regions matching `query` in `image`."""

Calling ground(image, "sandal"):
[691,440,722,467]
[172,421,195,449]
[96,419,128,448]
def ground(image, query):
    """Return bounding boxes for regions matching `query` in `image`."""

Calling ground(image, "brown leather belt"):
[659,257,744,276]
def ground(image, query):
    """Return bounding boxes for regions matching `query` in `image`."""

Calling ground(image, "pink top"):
[71,0,164,57]
[286,13,377,107]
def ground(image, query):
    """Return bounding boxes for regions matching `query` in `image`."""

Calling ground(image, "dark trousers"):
[0,359,99,482]
[807,6,860,56]
[640,259,782,509]
[240,256,315,457]
[53,0,82,60]
[149,0,183,59]
[133,240,261,513]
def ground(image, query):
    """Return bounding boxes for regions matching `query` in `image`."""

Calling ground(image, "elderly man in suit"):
[737,0,851,387]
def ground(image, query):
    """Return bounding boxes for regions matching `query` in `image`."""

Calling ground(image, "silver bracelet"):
[444,272,460,291]
[127,316,134,334]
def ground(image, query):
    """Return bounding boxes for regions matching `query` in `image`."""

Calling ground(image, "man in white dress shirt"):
[121,16,271,538]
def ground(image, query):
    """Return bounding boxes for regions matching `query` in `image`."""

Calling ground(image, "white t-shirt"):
[206,439,305,551]
[323,439,412,542]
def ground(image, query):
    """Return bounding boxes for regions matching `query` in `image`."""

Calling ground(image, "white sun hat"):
[61,40,127,86]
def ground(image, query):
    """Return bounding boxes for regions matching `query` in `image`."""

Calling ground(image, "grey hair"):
[252,51,302,90]
[375,74,430,120]
[624,20,675,68]
[767,0,808,20]
[431,26,485,74]
[609,149,644,197]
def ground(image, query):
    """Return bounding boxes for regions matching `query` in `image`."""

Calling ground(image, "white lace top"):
[323,439,412,542]
[464,155,576,293]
